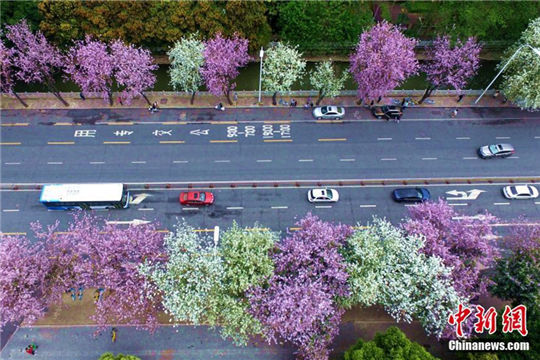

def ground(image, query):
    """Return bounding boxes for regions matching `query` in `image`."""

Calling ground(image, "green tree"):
[98,353,141,360]
[497,17,540,110]
[168,34,205,104]
[310,61,348,105]
[277,1,373,54]
[344,326,439,360]
[224,0,272,53]
[1,0,42,30]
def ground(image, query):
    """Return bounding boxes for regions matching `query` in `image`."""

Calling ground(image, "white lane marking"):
[422,157,437,160]
[47,162,63,165]
[227,206,244,210]
[182,207,200,211]
[315,205,332,208]
[535,202,540,205]
[90,161,105,164]
[2,209,19,212]
[380,158,397,161]
[4,162,21,165]
[298,159,314,162]
[496,136,510,139]
[339,158,356,162]
[131,161,146,164]
[137,208,154,211]
[509,156,520,159]
[271,206,288,209]
[404,204,418,207]
[494,202,510,206]
[535,136,540,139]
[377,137,392,141]
[415,137,431,140]
[463,157,478,160]
[448,203,468,206]
[257,159,272,163]
[214,160,231,163]
[456,137,470,140]
[173,160,189,164]
[359,205,376,208]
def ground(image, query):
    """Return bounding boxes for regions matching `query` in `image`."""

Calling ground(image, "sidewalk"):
[0,90,516,111]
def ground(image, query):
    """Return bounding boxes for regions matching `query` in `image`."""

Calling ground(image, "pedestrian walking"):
[215,103,225,111]
[77,285,84,300]
[377,96,382,103]
[233,92,238,106]
[111,327,118,343]
[79,92,86,101]
[493,90,500,99]
[451,109,459,118]
[457,94,464,102]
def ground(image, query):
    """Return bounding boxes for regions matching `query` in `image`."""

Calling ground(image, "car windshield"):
[337,107,344,113]
[489,145,499,153]
[326,190,333,199]
[321,107,329,114]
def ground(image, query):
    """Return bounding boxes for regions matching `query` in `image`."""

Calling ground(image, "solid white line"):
[298,159,314,162]
[359,205,376,208]
[173,160,189,164]
[131,161,146,164]
[415,137,431,140]
[496,137,510,139]
[227,206,244,210]
[463,157,478,160]
[90,161,105,164]
[214,160,231,163]
[339,158,356,162]
[2,209,19,212]
[257,159,272,163]
[456,137,471,140]
[377,137,392,141]
[182,207,200,211]
[271,206,288,209]
[448,203,468,206]
[315,205,332,208]
[494,202,510,206]
[47,162,63,165]
[380,158,397,161]
[4,162,21,165]
[422,157,437,160]
[137,208,154,211]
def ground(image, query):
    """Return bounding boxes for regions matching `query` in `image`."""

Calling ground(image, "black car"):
[371,105,403,120]
[392,187,431,203]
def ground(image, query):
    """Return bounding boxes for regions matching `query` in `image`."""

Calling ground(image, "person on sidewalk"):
[451,109,459,118]
[215,103,225,111]
[77,285,84,300]
[457,94,464,102]
[111,327,118,343]
[25,343,37,355]
[233,92,238,106]
[493,90,500,99]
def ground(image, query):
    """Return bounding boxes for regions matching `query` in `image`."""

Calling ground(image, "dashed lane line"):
[509,157,520,159]
[315,205,332,208]
[47,141,75,145]
[2,209,19,212]
[415,137,431,140]
[377,138,392,141]
[298,159,314,162]
[226,206,244,210]
[535,202,540,205]
[131,161,147,164]
[318,138,347,142]
[422,157,438,160]
[448,203,468,206]
[4,162,21,165]
[463,157,478,160]
[182,207,200,211]
[380,158,397,161]
[47,162,63,165]
[456,137,471,140]
[210,140,238,143]
[214,160,231,163]
[339,158,356,162]
[173,160,189,163]
[271,206,288,209]
[137,208,154,211]
[256,159,272,163]
[494,202,510,206]
[496,136,511,139]
[359,205,376,208]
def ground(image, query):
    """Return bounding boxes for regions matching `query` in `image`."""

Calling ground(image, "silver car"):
[478,144,515,159]
[307,188,340,203]
[312,106,345,120]
[502,185,539,199]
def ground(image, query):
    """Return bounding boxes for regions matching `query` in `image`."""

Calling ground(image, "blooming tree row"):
[2,201,523,359]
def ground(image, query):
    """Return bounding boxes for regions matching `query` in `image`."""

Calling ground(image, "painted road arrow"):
[446,189,486,201]
[106,219,151,226]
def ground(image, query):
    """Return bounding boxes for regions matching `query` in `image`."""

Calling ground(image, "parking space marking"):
[422,157,438,160]
[315,205,332,208]
[377,138,392,141]
[4,162,21,165]
[47,162,63,165]
[298,159,314,162]
[456,137,471,140]
[339,158,356,162]
[226,206,244,210]
[359,205,376,208]
[494,202,510,206]
[271,206,288,209]
[257,159,272,163]
[214,160,231,163]
[131,161,147,164]
[380,158,397,161]
[415,137,431,140]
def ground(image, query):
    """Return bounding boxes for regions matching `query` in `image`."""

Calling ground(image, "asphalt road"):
[1,108,539,184]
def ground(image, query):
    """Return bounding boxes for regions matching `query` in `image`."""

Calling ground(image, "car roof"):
[513,185,533,194]
[395,188,421,197]
[497,143,514,150]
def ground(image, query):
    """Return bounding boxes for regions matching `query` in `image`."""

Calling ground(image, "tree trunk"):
[108,90,114,106]
[272,92,277,105]
[141,92,151,106]
[316,90,324,106]
[12,92,28,108]
[46,76,69,106]
[418,85,437,104]
[225,89,232,105]
[190,91,196,105]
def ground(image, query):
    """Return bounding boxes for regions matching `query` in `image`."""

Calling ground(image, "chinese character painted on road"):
[74,130,96,137]
[502,305,528,336]
[474,305,497,334]
[448,304,472,337]
[152,130,172,136]
[279,124,291,138]
[244,125,256,137]
[113,130,133,137]
[227,126,238,138]
[262,124,274,139]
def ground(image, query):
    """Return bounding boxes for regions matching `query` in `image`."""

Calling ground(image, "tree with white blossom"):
[168,33,205,105]
[262,42,306,105]
[310,61,349,105]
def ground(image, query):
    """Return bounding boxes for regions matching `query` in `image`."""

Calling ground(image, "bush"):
[98,352,141,360]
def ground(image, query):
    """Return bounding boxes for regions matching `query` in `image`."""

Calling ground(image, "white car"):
[307,188,339,203]
[312,106,345,120]
[502,185,539,199]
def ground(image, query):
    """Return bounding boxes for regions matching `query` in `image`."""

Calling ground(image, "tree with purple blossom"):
[200,33,250,105]
[349,21,419,105]
[402,199,498,301]
[248,213,352,360]
[0,35,28,107]
[5,19,68,106]
[419,36,482,104]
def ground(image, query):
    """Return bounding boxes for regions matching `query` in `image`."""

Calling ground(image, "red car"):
[179,191,214,206]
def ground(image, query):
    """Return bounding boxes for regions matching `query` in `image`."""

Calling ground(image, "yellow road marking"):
[106,122,133,125]
[48,141,75,145]
[210,121,237,125]
[210,140,238,143]
[318,138,347,142]
[264,120,290,124]
[162,122,187,125]
[0,142,21,145]
[264,139,293,143]
[1,123,29,126]
[0,232,27,236]
[103,141,130,144]
[159,140,185,144]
